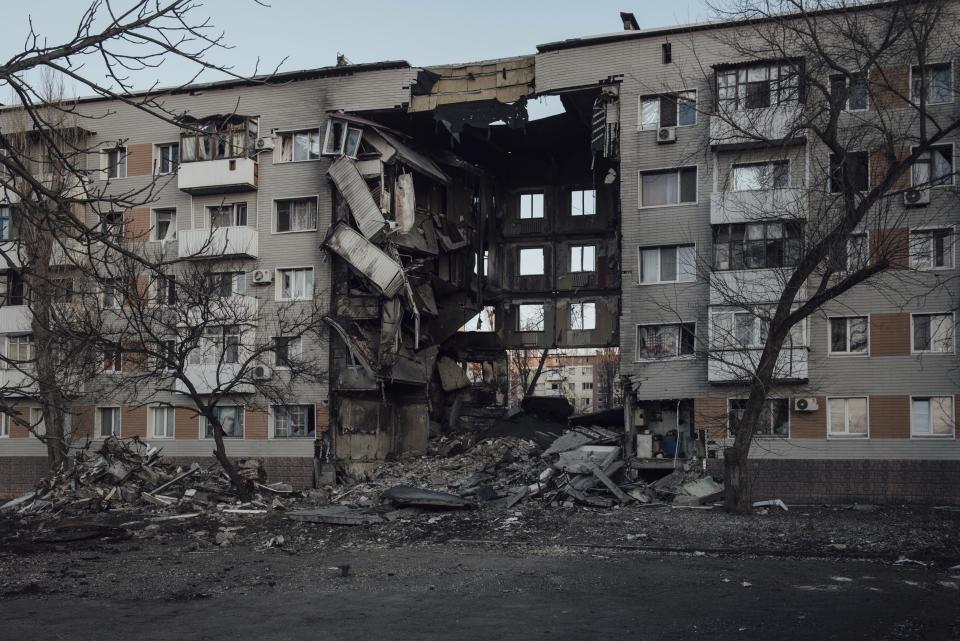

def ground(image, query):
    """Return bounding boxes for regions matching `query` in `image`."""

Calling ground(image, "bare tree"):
[594,347,621,410]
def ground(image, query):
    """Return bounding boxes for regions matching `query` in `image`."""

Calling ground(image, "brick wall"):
[125,143,153,177]
[869,395,910,438]
[871,313,910,356]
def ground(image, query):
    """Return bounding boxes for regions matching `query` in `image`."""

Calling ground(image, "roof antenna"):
[620,12,639,31]
[336,53,352,67]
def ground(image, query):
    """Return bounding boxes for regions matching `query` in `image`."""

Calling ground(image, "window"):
[582,366,592,376]
[570,245,596,273]
[829,316,869,354]
[639,91,697,129]
[154,274,177,306]
[570,189,596,216]
[639,167,697,207]
[101,211,124,239]
[190,326,241,365]
[830,73,869,111]
[97,407,121,438]
[728,398,789,437]
[0,206,13,241]
[713,222,802,270]
[102,280,125,309]
[661,43,672,64]
[1,271,26,305]
[830,232,869,272]
[731,161,789,191]
[273,335,303,368]
[911,228,954,270]
[322,120,361,157]
[207,272,246,298]
[152,209,177,241]
[637,323,695,360]
[276,197,318,232]
[519,193,544,219]
[518,304,545,332]
[582,382,593,390]
[830,152,869,192]
[156,143,179,174]
[103,345,123,372]
[911,145,954,188]
[279,129,321,162]
[639,244,696,284]
[911,396,955,437]
[5,334,35,364]
[180,117,257,162]
[717,63,800,110]
[278,268,314,300]
[149,406,175,438]
[209,203,247,228]
[828,397,869,438]
[911,63,952,105]
[52,277,74,305]
[272,405,316,438]
[912,313,954,353]
[28,408,45,437]
[519,248,545,276]
[105,147,127,179]
[711,311,805,349]
[202,406,244,439]
[156,339,176,371]
[0,414,7,438]
[570,302,596,330]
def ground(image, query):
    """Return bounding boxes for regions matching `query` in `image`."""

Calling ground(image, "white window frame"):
[637,244,696,285]
[730,160,791,191]
[276,267,315,301]
[638,89,698,130]
[570,189,596,216]
[569,301,597,331]
[517,303,545,332]
[909,226,956,271]
[635,322,696,362]
[199,406,245,440]
[207,203,248,228]
[4,334,36,365]
[910,311,955,354]
[273,195,319,234]
[909,61,954,106]
[0,413,8,438]
[909,395,956,438]
[103,146,127,180]
[276,128,322,163]
[840,231,869,272]
[727,397,791,438]
[637,165,698,209]
[270,404,316,439]
[827,315,870,356]
[154,142,180,175]
[910,143,955,189]
[151,208,177,242]
[519,192,545,220]
[570,244,596,273]
[148,405,175,439]
[518,247,546,276]
[826,396,870,439]
[95,406,122,439]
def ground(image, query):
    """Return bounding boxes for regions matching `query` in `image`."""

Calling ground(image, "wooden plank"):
[587,462,632,504]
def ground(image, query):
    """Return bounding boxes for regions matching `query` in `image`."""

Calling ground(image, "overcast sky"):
[0,0,712,96]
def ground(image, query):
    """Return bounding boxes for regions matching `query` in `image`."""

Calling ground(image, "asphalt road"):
[3,545,958,640]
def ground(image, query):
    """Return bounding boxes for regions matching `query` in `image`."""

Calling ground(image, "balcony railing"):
[175,363,254,395]
[710,188,808,225]
[178,226,258,260]
[708,346,809,383]
[710,269,806,305]
[177,157,258,195]
[0,304,31,333]
[709,105,804,147]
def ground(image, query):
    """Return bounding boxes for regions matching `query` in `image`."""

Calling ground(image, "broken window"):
[104,146,127,179]
[275,197,318,232]
[639,90,697,129]
[278,267,314,300]
[728,398,789,437]
[180,117,256,162]
[829,152,869,193]
[911,145,954,188]
[570,189,596,216]
[272,404,316,438]
[911,63,952,105]
[322,120,361,157]
[717,62,799,111]
[152,208,177,241]
[830,73,869,111]
[912,313,954,353]
[569,302,596,330]
[829,316,869,354]
[639,167,697,207]
[570,244,596,273]
[273,335,303,367]
[209,203,248,227]
[828,397,869,438]
[97,406,121,438]
[910,228,954,270]
[149,406,175,438]
[202,406,244,439]
[461,306,495,332]
[519,193,544,219]
[911,396,955,437]
[639,244,696,284]
[712,222,802,270]
[156,142,180,174]
[517,304,545,332]
[731,161,789,191]
[519,247,545,276]
[636,323,695,360]
[279,129,321,162]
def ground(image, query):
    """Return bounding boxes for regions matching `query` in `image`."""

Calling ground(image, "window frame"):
[276,266,315,301]
[199,405,245,440]
[569,189,597,217]
[827,315,871,356]
[151,208,178,242]
[273,195,319,234]
[519,192,545,220]
[909,395,956,438]
[154,142,180,175]
[207,203,249,228]
[0,205,14,241]
[95,406,122,439]
[517,303,545,333]
[569,301,597,331]
[638,243,697,284]
[635,322,696,362]
[103,345,123,373]
[148,405,176,439]
[712,221,803,271]
[570,244,597,273]
[909,61,954,106]
[910,143,955,189]
[830,73,870,112]
[0,413,8,438]
[826,396,870,439]
[730,159,791,191]
[909,226,956,271]
[273,335,303,369]
[829,151,870,193]
[103,146,127,179]
[727,397,791,438]
[910,311,955,355]
[4,333,36,365]
[270,404,316,439]
[638,89,698,130]
[277,128,322,163]
[716,62,801,111]
[518,246,546,276]
[637,165,698,209]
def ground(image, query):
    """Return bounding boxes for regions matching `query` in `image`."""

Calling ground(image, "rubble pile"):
[0,436,295,516]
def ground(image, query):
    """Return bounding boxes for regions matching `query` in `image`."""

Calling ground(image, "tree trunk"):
[209,417,252,500]
[723,446,753,514]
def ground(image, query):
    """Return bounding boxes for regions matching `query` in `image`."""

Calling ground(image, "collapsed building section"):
[322,56,621,476]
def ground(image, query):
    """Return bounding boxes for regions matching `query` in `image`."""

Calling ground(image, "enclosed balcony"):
[176,114,259,194]
[178,226,258,260]
[710,269,805,305]
[710,188,808,225]
[709,105,803,148]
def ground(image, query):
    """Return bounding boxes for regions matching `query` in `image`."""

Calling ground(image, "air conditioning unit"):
[657,127,677,144]
[252,365,272,381]
[903,189,930,207]
[251,269,273,284]
[255,136,275,151]
[793,397,819,412]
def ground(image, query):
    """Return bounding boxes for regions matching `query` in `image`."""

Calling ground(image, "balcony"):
[178,226,258,260]
[177,158,258,195]
[710,269,806,305]
[0,305,31,333]
[710,188,808,225]
[0,366,35,394]
[709,105,803,148]
[175,363,254,395]
[708,346,809,383]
